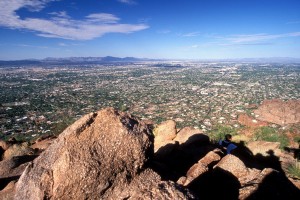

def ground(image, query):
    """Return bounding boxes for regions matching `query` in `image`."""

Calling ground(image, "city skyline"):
[0,0,300,60]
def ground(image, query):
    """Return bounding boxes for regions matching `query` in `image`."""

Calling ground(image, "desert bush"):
[254,126,289,149]
[209,125,237,142]
[287,160,300,179]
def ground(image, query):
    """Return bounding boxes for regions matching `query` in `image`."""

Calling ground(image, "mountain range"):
[1,56,300,66]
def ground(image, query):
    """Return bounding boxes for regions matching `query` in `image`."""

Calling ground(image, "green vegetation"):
[51,117,76,136]
[13,134,31,142]
[254,126,289,149]
[209,125,237,142]
[287,161,300,179]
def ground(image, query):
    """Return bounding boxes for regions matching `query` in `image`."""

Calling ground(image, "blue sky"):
[0,0,299,60]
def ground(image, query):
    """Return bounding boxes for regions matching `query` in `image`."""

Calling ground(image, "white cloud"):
[226,32,300,44]
[86,13,120,23]
[15,44,49,49]
[58,42,67,46]
[0,0,148,40]
[118,0,136,5]
[49,11,70,18]
[182,32,201,37]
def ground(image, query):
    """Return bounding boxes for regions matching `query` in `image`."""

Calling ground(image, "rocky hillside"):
[254,99,300,125]
[0,107,299,199]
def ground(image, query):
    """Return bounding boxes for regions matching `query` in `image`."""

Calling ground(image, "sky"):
[0,0,300,60]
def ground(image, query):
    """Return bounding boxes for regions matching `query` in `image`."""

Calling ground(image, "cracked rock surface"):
[15,108,194,200]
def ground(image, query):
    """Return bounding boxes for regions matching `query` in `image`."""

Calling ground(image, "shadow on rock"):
[246,169,300,200]
[231,141,257,168]
[254,150,283,173]
[0,176,19,190]
[188,167,241,200]
[284,146,300,160]
[151,133,211,181]
[0,155,38,190]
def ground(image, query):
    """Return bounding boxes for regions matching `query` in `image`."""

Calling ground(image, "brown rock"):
[0,155,37,178]
[238,168,262,186]
[239,168,274,199]
[247,141,281,157]
[154,120,177,152]
[254,99,300,125]
[15,108,192,199]
[183,163,207,186]
[199,149,222,167]
[174,127,206,145]
[238,114,268,127]
[180,150,222,186]
[239,168,300,199]
[3,143,35,160]
[177,176,187,185]
[154,120,177,140]
[30,136,56,152]
[214,154,249,179]
[0,180,16,200]
[154,140,178,159]
[0,140,10,151]
[117,169,195,199]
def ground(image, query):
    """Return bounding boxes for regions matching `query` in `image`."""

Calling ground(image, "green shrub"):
[254,126,289,149]
[287,161,300,179]
[209,125,237,142]
[293,136,300,144]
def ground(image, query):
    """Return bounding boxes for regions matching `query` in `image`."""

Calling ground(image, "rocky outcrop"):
[153,120,177,152]
[0,106,298,199]
[116,169,194,199]
[14,108,194,200]
[174,127,206,146]
[215,154,249,179]
[186,152,300,199]
[0,141,39,198]
[178,149,222,186]
[153,120,209,162]
[0,156,37,179]
[238,113,268,127]
[2,143,35,160]
[254,99,300,125]
[30,135,57,153]
[0,140,10,151]
[247,141,281,157]
[0,180,16,200]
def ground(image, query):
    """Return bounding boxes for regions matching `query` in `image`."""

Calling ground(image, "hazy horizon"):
[2,56,300,62]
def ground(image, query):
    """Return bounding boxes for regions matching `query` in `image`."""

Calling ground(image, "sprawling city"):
[0,61,299,141]
[1,0,300,199]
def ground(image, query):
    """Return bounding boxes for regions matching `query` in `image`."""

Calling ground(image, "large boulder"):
[15,108,193,199]
[239,168,300,199]
[247,141,281,157]
[0,155,37,178]
[3,143,35,160]
[154,120,177,152]
[214,154,249,179]
[178,149,222,186]
[174,127,207,146]
[116,169,195,199]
